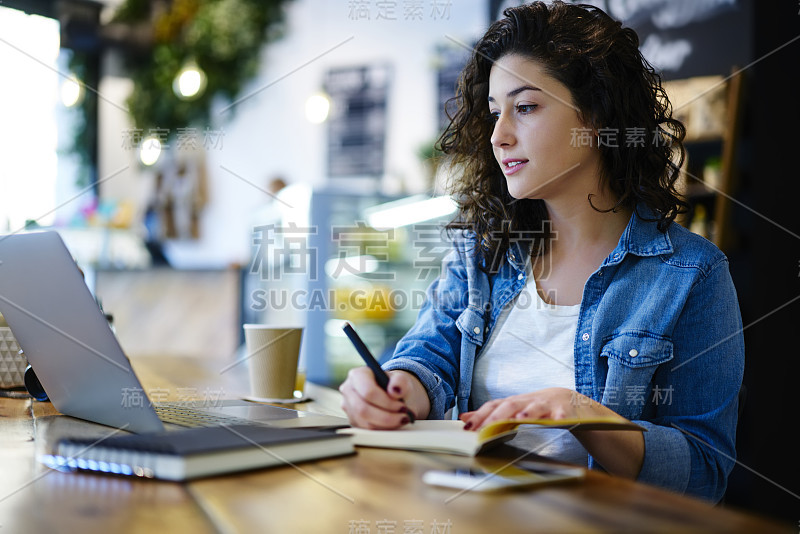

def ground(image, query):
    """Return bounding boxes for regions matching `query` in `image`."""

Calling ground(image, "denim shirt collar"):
[506,240,529,271]
[604,206,673,267]
[502,205,673,270]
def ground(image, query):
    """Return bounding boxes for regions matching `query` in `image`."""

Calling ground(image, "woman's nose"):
[490,114,515,147]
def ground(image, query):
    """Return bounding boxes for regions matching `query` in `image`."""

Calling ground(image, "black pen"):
[342,322,415,423]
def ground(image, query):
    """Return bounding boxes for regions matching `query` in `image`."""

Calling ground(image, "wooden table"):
[0,356,791,533]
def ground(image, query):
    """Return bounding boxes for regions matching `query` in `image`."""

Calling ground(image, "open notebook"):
[340,416,645,456]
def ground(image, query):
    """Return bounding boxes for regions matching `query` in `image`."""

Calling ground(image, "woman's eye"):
[516,104,537,114]
[488,111,500,122]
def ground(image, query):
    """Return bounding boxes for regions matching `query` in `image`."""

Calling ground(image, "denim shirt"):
[383,209,745,502]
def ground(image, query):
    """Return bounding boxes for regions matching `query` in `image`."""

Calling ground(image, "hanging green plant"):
[63,50,99,189]
[112,0,293,133]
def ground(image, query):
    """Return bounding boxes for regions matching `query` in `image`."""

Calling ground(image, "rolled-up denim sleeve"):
[634,421,691,491]
[634,257,744,502]
[382,240,471,420]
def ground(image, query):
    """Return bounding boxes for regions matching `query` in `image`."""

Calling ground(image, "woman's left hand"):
[460,387,644,479]
[459,387,594,430]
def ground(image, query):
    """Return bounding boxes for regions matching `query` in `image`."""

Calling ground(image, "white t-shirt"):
[471,266,589,466]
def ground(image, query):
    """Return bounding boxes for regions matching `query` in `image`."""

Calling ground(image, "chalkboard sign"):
[324,65,391,178]
[488,0,752,81]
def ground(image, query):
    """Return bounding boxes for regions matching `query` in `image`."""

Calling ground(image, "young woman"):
[339,1,744,503]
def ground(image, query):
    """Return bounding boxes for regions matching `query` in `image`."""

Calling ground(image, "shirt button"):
[629,349,639,357]
[473,327,481,335]
[510,253,516,261]
[517,273,524,281]
[581,333,590,341]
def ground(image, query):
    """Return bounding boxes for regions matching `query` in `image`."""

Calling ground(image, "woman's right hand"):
[339,368,429,429]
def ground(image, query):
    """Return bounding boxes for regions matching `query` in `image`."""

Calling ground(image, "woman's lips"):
[502,158,528,175]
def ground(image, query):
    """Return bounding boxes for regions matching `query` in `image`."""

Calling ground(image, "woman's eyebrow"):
[488,85,542,102]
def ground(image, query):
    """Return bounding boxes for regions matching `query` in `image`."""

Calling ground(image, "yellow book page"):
[477,415,646,441]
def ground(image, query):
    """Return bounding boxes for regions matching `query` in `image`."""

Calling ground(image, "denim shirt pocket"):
[599,332,674,420]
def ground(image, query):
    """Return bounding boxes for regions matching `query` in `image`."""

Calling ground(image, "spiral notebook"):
[41,424,355,481]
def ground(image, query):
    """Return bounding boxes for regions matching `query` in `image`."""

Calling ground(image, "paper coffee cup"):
[243,325,302,400]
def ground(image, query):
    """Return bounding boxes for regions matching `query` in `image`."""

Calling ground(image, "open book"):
[339,416,645,456]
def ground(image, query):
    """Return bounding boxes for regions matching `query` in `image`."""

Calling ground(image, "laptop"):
[0,230,348,433]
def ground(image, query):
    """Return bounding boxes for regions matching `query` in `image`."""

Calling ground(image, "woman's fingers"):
[340,389,412,429]
[339,366,411,429]
[385,372,414,401]
[461,388,579,430]
[461,398,520,430]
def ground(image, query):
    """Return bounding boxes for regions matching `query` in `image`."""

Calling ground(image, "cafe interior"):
[0,0,797,527]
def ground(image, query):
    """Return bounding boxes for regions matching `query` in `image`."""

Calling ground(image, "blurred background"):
[0,0,797,522]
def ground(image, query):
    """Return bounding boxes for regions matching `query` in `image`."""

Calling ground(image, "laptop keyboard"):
[153,402,265,428]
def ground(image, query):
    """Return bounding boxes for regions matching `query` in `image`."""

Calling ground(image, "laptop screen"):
[0,231,165,433]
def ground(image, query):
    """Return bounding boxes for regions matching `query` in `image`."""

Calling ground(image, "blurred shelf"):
[666,69,745,250]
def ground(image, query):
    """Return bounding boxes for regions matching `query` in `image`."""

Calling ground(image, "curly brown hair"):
[440,1,688,272]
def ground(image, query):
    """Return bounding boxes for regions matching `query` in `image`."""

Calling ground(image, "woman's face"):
[488,54,601,202]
